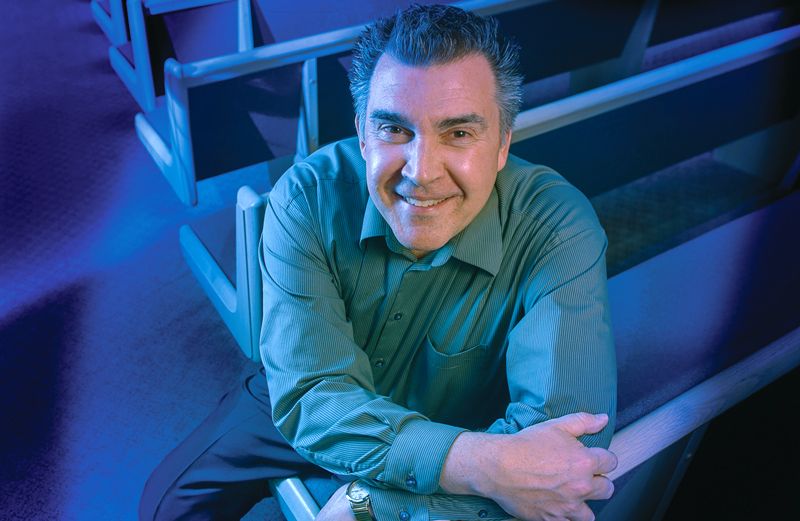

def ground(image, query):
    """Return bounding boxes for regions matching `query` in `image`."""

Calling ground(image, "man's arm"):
[438,209,618,520]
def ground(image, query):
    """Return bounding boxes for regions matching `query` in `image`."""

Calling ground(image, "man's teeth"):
[404,196,446,207]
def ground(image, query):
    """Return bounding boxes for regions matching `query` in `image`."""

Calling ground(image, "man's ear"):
[355,115,367,160]
[497,129,512,171]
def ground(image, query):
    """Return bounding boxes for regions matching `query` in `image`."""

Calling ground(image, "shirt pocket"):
[406,336,495,427]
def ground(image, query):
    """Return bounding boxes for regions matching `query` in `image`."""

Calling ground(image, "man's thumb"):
[555,412,609,437]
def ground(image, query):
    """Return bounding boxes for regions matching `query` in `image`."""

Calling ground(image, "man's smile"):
[400,195,456,208]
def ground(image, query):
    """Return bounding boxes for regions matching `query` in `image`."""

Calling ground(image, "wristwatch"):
[346,480,375,521]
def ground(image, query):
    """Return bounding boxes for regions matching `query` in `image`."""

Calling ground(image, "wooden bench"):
[91,0,129,45]
[136,0,651,205]
[109,0,248,111]
[510,26,800,274]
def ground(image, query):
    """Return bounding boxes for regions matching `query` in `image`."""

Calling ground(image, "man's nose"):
[402,137,442,185]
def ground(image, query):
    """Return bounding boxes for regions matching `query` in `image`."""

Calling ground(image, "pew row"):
[134,0,554,205]
[137,0,797,206]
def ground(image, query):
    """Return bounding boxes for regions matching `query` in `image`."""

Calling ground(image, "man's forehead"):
[370,52,494,84]
[366,53,498,124]
[369,109,488,131]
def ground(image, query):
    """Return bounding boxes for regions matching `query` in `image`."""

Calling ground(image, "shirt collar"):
[359,188,503,276]
[360,197,387,245]
[451,188,502,276]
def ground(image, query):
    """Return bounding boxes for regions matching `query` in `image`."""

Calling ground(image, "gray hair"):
[349,4,523,137]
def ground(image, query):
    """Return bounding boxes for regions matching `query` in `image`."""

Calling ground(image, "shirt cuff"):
[383,419,466,493]
[428,494,509,521]
[370,486,510,521]
[370,487,427,521]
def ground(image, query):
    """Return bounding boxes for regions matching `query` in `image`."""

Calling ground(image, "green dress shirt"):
[259,137,616,521]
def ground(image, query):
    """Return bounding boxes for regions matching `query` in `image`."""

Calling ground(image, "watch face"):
[348,482,369,501]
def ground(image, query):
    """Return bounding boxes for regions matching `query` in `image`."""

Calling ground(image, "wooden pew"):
[642,0,799,71]
[109,0,248,111]
[91,0,129,45]
[596,189,800,519]
[510,26,800,274]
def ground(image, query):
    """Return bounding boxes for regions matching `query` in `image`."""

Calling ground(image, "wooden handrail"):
[169,0,547,83]
[608,325,800,480]
[511,23,800,142]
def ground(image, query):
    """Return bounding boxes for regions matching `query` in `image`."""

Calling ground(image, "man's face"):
[357,53,511,258]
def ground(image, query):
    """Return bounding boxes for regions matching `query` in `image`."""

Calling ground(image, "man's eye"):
[376,125,411,142]
[450,129,476,141]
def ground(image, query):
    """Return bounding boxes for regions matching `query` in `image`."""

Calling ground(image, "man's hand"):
[316,483,356,521]
[441,412,617,521]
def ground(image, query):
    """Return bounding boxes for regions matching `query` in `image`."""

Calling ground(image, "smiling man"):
[140,5,617,521]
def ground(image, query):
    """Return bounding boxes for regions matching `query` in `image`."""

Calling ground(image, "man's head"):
[349,4,522,137]
[350,5,523,258]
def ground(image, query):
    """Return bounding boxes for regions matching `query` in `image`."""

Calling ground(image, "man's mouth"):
[402,196,451,208]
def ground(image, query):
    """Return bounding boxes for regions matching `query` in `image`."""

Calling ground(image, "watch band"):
[346,480,375,521]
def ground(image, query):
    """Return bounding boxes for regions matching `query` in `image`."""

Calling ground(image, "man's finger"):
[569,502,596,521]
[587,446,618,475]
[588,474,615,501]
[552,412,609,437]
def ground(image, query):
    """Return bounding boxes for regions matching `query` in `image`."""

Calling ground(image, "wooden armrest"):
[609,325,800,481]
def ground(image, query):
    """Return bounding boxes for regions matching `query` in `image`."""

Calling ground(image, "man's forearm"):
[440,431,494,496]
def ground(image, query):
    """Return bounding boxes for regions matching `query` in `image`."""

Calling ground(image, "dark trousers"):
[139,367,331,521]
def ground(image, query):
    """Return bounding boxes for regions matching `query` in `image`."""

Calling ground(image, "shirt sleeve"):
[259,186,465,496]
[485,191,617,448]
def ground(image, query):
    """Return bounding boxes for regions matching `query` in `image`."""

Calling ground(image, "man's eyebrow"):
[437,113,487,132]
[369,110,412,127]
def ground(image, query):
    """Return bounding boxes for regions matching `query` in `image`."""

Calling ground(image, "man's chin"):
[399,236,449,259]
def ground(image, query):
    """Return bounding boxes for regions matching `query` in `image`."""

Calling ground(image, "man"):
[140,5,617,521]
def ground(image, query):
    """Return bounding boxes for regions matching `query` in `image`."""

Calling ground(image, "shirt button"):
[478,510,488,518]
[392,312,403,321]
[399,510,410,521]
[374,358,385,368]
[405,475,417,488]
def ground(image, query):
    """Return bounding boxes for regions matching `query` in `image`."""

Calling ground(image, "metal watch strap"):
[346,481,375,521]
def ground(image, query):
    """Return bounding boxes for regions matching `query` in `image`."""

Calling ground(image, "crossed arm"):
[260,186,618,521]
